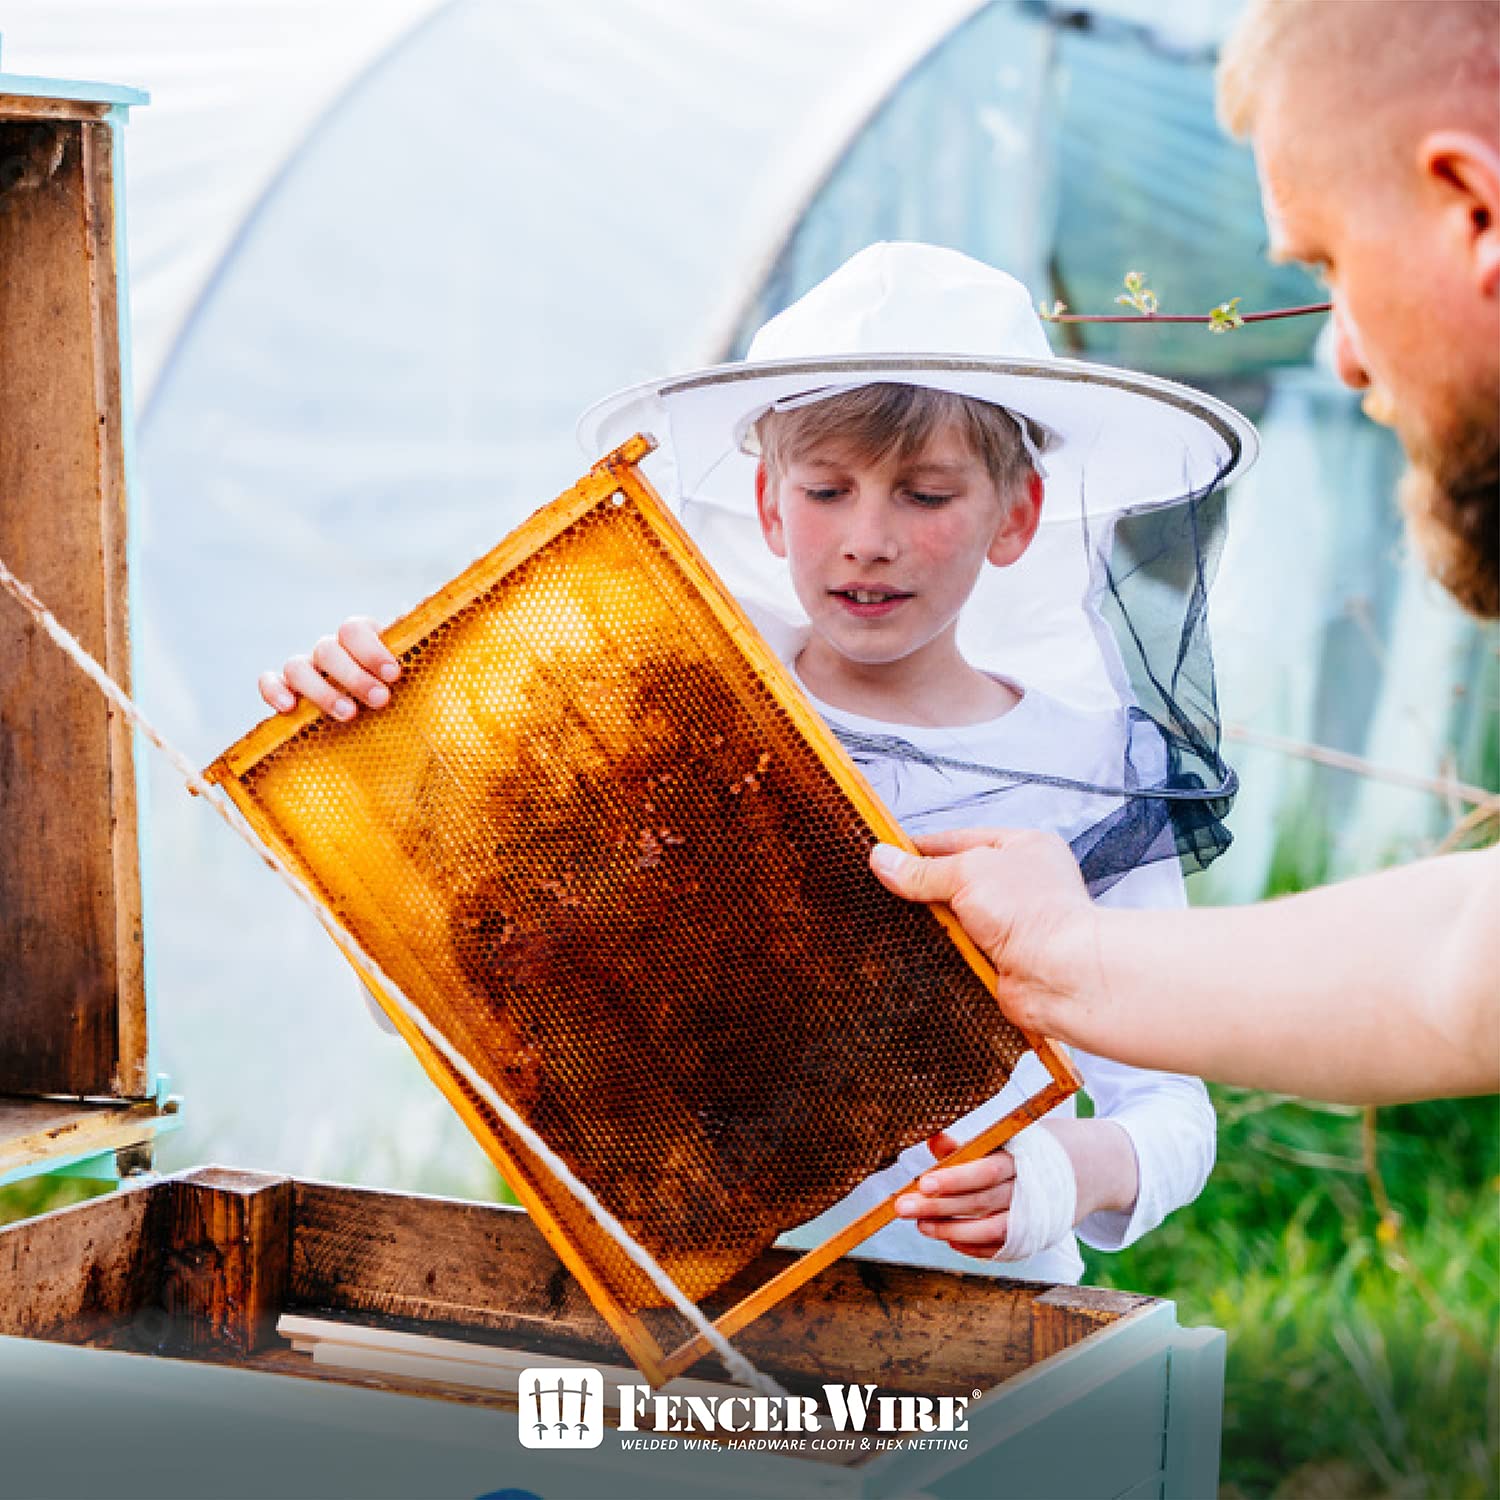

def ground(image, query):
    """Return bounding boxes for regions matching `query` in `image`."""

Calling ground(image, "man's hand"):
[872,826,1500,1105]
[893,1130,1016,1260]
[259,615,401,721]
[869,828,1099,1035]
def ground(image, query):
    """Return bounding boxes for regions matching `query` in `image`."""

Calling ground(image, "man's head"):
[1219,0,1500,617]
[753,384,1044,671]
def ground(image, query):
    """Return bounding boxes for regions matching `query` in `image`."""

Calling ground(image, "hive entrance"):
[206,436,1078,1384]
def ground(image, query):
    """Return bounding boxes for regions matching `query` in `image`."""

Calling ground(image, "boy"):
[263,243,1254,1280]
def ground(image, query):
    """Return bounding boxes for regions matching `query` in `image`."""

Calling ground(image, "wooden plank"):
[0,95,111,123]
[1031,1284,1150,1363]
[163,1168,292,1353]
[290,1178,638,1359]
[289,1182,1041,1394]
[0,1178,163,1340]
[0,112,142,1098]
[278,1312,742,1402]
[683,1252,1039,1394]
[0,1094,175,1184]
[82,118,148,1099]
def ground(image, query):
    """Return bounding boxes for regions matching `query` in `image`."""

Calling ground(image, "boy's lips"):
[829,585,913,619]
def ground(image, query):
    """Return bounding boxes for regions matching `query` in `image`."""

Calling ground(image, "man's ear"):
[1419,129,1500,298]
[755,463,788,558]
[987,471,1044,568]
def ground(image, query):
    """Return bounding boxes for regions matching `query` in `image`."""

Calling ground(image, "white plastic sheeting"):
[2,0,1016,1190]
[1,2,1488,1194]
[2,2,438,399]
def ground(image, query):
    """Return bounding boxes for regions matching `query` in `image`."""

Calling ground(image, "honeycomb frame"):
[205,435,1081,1385]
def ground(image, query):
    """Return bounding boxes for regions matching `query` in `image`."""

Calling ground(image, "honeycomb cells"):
[234,493,1034,1311]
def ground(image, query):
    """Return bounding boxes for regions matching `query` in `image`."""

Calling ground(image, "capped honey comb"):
[205,436,1079,1384]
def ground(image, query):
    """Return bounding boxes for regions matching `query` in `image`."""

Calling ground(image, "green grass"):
[1085,1090,1500,1498]
[0,1172,117,1228]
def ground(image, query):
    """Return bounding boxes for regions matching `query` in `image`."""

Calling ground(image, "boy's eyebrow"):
[786,456,975,476]
[901,460,971,476]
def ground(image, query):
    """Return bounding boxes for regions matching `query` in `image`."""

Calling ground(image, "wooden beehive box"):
[0,66,176,1189]
[1,1166,1228,1500]
[0,66,1227,1500]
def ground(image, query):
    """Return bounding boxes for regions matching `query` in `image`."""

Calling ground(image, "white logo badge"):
[518,1367,606,1449]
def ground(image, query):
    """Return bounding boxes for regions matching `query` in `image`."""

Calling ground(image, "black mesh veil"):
[824,462,1237,898]
[579,352,1253,904]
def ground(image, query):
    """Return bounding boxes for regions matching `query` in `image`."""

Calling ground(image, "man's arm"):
[870,833,1500,1105]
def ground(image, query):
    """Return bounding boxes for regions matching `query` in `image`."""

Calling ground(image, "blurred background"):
[1,3,1495,1494]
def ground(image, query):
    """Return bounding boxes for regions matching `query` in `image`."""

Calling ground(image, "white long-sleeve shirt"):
[777,670,1217,1284]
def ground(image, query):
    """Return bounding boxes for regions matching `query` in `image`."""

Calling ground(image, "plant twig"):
[1224,722,1500,810]
[1038,272,1330,331]
[1433,800,1500,855]
[1042,303,1330,326]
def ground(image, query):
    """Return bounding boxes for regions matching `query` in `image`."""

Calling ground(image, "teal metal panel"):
[0,1335,854,1500]
[1111,1476,1164,1500]
[3,1148,115,1191]
[32,1152,127,1185]
[1160,1325,1226,1500]
[0,1304,1224,1500]
[0,68,148,108]
[862,1302,1181,1500]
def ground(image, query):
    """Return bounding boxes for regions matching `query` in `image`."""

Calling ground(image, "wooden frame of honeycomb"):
[205,436,1081,1386]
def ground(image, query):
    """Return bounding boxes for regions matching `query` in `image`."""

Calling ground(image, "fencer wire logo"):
[518,1366,605,1449]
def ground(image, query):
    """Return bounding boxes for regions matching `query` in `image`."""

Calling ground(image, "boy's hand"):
[258,615,401,721]
[892,1130,1017,1260]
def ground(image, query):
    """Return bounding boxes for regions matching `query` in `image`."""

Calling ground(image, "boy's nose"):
[842,501,899,563]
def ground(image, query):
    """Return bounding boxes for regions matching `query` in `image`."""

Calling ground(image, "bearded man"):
[869,0,1500,1106]
[1225,0,1499,617]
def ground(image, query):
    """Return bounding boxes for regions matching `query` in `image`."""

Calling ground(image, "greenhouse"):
[0,4,1494,1496]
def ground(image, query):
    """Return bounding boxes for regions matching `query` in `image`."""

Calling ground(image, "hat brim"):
[578,353,1258,522]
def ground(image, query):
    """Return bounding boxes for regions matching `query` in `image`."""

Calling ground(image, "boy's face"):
[755,420,1041,671]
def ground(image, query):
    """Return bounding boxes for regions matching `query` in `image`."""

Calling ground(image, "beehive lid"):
[204,435,1079,1382]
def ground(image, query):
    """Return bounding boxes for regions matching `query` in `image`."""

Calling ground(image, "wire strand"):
[0,550,783,1398]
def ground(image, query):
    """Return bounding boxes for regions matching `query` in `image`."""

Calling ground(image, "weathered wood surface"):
[290,1180,1055,1392]
[0,95,111,123]
[0,1179,161,1340]
[0,1094,171,1180]
[1030,1283,1150,1363]
[163,1169,291,1353]
[2,1170,1142,1401]
[0,110,145,1099]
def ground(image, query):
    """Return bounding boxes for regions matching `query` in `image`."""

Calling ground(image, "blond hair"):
[755,385,1044,504]
[1218,0,1499,139]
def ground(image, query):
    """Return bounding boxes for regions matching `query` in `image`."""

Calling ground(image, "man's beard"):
[1367,386,1499,620]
